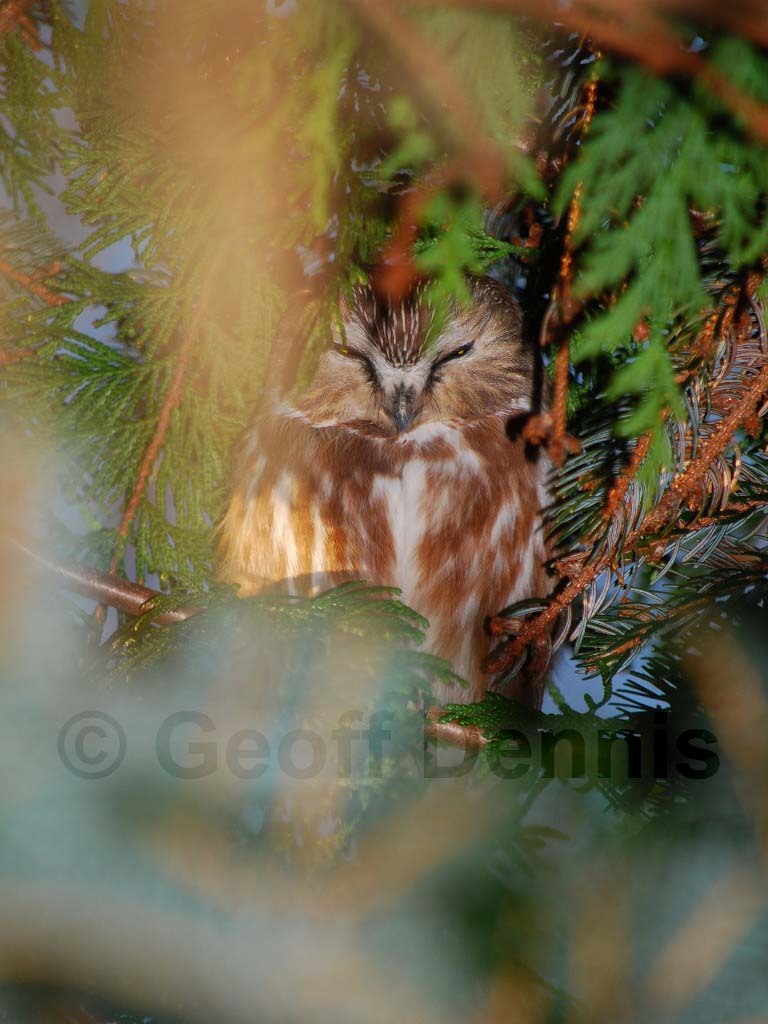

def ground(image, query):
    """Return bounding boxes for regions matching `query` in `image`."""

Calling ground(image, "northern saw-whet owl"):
[219,277,552,705]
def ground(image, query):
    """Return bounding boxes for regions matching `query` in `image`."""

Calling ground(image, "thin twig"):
[372,158,501,302]
[406,0,768,143]
[0,0,40,49]
[0,259,68,306]
[527,63,600,465]
[0,259,69,368]
[601,432,653,524]
[344,0,508,194]
[581,596,712,674]
[641,352,768,537]
[109,268,216,574]
[487,280,768,676]
[0,344,37,367]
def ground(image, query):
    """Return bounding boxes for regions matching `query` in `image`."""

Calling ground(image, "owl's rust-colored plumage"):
[219,278,552,704]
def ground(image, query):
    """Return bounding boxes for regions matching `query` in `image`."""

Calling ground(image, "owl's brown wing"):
[218,406,398,597]
[219,410,328,596]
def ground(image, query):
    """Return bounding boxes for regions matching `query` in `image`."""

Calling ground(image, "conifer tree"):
[1,2,768,1022]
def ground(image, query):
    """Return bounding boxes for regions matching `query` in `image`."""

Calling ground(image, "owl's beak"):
[391,384,417,434]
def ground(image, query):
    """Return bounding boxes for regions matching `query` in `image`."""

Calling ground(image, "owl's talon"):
[522,412,553,446]
[522,413,582,459]
[486,615,522,638]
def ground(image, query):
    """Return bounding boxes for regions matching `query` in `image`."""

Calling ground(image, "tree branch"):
[423,707,489,752]
[488,281,768,676]
[109,269,215,575]
[0,344,37,367]
[0,260,68,367]
[0,0,41,49]
[344,0,509,194]
[0,259,68,306]
[3,533,202,624]
[407,0,768,144]
[641,349,768,537]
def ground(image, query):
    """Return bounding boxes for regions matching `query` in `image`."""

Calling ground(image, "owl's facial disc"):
[297,279,534,438]
[377,345,475,433]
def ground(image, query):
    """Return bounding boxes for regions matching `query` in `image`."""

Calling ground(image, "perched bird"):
[219,277,552,705]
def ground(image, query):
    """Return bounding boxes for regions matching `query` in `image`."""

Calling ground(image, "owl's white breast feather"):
[271,472,300,593]
[371,460,427,607]
[489,496,520,547]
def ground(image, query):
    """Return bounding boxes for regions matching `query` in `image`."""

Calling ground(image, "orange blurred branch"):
[0,259,68,368]
[0,0,41,49]
[0,259,68,306]
[109,268,215,575]
[345,0,508,191]
[0,344,36,367]
[407,0,768,143]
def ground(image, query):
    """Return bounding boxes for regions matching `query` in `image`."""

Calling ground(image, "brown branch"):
[485,567,595,674]
[663,501,768,534]
[9,529,489,749]
[406,0,768,144]
[3,533,202,624]
[0,344,37,367]
[109,271,215,575]
[346,0,515,303]
[549,336,573,467]
[344,0,508,194]
[602,431,653,524]
[581,595,712,674]
[550,163,580,439]
[528,70,600,466]
[0,260,69,368]
[570,4,768,142]
[550,498,768,585]
[682,287,740,373]
[0,0,40,49]
[424,707,489,752]
[602,277,759,531]
[0,259,68,306]
[372,158,505,303]
[640,350,768,537]
[652,0,768,50]
[487,281,768,677]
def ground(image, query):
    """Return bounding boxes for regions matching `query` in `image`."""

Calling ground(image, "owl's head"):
[299,277,539,439]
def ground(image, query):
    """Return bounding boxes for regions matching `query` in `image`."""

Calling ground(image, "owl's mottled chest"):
[219,411,550,700]
[359,431,482,602]
[368,458,430,601]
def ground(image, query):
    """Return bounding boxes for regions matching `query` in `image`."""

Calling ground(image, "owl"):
[219,277,552,705]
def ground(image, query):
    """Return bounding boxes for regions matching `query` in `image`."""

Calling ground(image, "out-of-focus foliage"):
[2,521,768,1022]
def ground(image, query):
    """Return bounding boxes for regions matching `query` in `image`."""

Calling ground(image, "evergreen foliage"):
[1,2,768,1021]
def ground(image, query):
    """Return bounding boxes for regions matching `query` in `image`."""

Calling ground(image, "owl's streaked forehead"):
[343,284,444,367]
